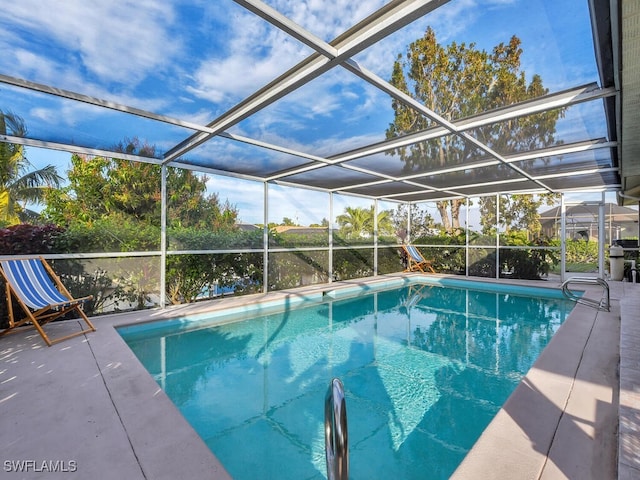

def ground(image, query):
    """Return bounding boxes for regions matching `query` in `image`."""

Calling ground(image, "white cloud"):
[227,117,383,159]
[13,50,61,83]
[205,175,264,224]
[221,64,390,145]
[270,187,330,225]
[185,9,310,105]
[3,0,598,177]
[272,0,386,41]
[182,0,492,143]
[1,0,179,85]
[204,175,331,225]
[184,0,392,113]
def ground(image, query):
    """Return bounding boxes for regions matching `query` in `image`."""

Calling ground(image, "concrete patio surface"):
[0,274,636,479]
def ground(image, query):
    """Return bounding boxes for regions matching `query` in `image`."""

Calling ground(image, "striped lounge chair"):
[0,257,95,346]
[401,245,436,274]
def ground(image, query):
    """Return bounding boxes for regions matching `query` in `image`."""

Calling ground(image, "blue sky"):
[3,0,600,225]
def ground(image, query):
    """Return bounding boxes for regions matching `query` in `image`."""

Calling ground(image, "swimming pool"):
[119,279,574,479]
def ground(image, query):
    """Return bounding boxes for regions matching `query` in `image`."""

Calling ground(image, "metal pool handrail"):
[325,378,349,480]
[561,277,610,312]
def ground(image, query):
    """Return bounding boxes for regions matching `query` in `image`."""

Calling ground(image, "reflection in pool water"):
[121,282,573,480]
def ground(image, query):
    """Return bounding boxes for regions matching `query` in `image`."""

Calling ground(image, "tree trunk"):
[451,199,462,231]
[436,201,451,232]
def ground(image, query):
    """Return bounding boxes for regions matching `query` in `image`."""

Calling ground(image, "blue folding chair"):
[0,257,95,346]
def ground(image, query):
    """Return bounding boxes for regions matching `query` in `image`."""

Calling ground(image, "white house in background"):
[539,203,639,244]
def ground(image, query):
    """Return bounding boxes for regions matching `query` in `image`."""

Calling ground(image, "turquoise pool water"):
[120,280,574,479]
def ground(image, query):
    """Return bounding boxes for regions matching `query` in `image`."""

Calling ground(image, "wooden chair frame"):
[0,257,95,346]
[401,245,436,274]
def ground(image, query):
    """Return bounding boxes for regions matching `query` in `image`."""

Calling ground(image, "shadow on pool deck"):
[452,280,623,479]
[0,274,636,479]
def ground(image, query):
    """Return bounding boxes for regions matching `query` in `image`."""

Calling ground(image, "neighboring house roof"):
[273,226,328,235]
[236,223,261,231]
[539,203,639,225]
[539,203,638,241]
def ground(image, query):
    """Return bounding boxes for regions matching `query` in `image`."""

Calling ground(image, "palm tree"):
[375,208,395,236]
[336,206,371,238]
[336,206,395,238]
[0,110,62,226]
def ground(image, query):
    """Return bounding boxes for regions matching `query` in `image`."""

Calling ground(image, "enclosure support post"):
[496,193,501,279]
[599,194,606,277]
[465,199,469,277]
[374,199,378,276]
[329,192,334,283]
[263,182,269,293]
[560,194,566,283]
[160,165,167,308]
[407,203,412,243]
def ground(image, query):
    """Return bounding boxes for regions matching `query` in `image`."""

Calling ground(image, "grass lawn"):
[550,262,598,274]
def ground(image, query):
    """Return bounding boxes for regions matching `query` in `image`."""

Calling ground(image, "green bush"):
[333,248,374,281]
[268,250,329,290]
[0,224,132,326]
[564,239,599,264]
[0,221,564,329]
[411,231,559,279]
[166,251,263,304]
[498,232,559,279]
[170,227,264,250]
[167,228,264,302]
[56,218,160,252]
[413,233,467,274]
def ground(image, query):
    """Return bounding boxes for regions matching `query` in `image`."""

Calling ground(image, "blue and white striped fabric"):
[406,245,424,262]
[0,259,70,310]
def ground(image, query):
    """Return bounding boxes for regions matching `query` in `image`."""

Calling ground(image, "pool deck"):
[0,274,637,479]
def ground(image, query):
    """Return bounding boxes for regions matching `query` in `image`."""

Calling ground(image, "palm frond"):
[13,165,63,190]
[18,208,45,224]
[0,110,27,137]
